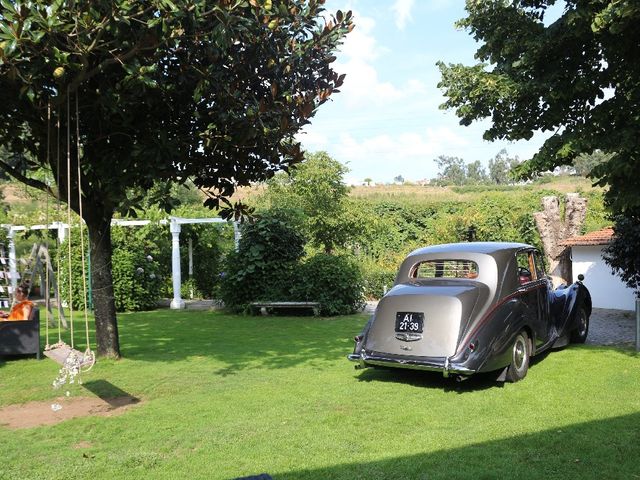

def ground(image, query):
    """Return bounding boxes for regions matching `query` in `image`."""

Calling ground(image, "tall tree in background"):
[488,149,519,185]
[438,1,640,214]
[465,160,487,184]
[434,155,466,185]
[0,0,353,357]
[573,150,614,177]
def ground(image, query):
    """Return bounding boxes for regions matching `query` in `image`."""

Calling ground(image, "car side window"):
[516,251,536,284]
[533,252,546,279]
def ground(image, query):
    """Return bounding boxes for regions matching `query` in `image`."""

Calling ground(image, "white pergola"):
[2,216,238,310]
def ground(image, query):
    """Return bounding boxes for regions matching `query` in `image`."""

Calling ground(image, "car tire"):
[505,331,531,383]
[570,306,589,344]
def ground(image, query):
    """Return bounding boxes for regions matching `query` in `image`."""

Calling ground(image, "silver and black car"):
[349,242,591,382]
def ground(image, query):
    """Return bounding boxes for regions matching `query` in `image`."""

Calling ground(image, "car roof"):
[407,242,534,258]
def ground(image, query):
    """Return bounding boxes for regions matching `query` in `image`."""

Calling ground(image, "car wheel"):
[505,331,531,383]
[570,306,589,344]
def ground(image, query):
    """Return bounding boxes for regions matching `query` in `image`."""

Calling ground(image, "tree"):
[466,160,487,184]
[263,151,364,254]
[573,150,614,177]
[488,149,519,185]
[437,1,640,213]
[363,177,373,186]
[393,175,405,184]
[0,1,353,357]
[434,155,466,185]
[603,212,640,296]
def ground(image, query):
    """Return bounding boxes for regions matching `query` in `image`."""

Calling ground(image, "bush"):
[58,226,163,312]
[220,216,305,310]
[361,263,396,300]
[56,233,91,310]
[111,244,162,311]
[293,254,365,316]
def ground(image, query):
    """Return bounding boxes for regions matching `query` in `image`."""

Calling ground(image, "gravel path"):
[586,308,637,346]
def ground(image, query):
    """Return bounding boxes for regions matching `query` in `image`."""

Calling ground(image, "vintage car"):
[349,242,591,382]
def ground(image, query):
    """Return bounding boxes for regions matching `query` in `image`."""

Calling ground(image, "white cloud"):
[326,127,471,182]
[333,11,403,106]
[391,0,415,30]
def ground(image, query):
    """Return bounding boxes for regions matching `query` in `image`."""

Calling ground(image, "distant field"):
[349,175,602,202]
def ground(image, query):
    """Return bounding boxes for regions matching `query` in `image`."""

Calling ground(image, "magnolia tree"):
[0,0,353,357]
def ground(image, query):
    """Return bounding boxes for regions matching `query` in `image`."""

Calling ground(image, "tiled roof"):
[561,227,614,246]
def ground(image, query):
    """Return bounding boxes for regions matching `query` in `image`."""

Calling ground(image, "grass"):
[1,310,639,479]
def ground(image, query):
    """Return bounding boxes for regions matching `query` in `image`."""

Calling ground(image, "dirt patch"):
[0,395,140,430]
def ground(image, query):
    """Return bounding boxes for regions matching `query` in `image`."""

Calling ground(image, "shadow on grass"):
[117,309,367,374]
[271,412,640,480]
[82,379,140,407]
[354,367,503,393]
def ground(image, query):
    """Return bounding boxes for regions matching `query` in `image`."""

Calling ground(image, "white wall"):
[571,245,636,310]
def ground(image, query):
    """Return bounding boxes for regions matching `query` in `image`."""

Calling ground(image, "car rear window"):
[412,260,479,279]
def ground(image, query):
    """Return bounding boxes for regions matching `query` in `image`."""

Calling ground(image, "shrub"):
[111,245,162,311]
[56,233,91,310]
[293,253,365,316]
[58,226,163,312]
[361,262,397,300]
[220,216,305,310]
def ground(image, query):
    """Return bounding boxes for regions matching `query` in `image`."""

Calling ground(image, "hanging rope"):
[66,87,74,350]
[75,94,92,352]
[44,88,95,376]
[55,100,63,346]
[44,102,51,349]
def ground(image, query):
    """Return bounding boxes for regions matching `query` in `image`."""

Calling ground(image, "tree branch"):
[0,160,56,199]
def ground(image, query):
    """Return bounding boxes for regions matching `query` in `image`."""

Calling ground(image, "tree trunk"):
[86,214,121,359]
[533,193,587,286]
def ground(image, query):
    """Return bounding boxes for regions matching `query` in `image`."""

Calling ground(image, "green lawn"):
[1,310,639,480]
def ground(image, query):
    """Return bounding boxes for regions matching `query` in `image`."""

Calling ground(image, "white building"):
[562,227,636,311]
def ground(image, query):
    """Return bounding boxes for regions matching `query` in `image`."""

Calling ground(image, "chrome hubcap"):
[514,337,526,371]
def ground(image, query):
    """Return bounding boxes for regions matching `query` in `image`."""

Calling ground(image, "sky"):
[296,0,552,185]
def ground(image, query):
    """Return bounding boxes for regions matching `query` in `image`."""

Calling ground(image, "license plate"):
[395,312,424,333]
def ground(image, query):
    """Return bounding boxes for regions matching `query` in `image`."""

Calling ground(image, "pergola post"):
[7,228,17,292]
[170,219,185,310]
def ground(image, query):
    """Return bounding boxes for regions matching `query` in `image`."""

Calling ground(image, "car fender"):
[552,281,592,336]
[352,315,373,356]
[456,297,533,373]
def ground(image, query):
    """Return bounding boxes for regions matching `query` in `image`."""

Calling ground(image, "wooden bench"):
[249,301,321,316]
[0,307,40,359]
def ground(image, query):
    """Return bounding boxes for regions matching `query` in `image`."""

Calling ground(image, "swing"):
[43,93,96,372]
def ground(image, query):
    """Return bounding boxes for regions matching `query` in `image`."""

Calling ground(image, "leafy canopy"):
[0,0,354,217]
[604,213,640,296]
[438,0,640,213]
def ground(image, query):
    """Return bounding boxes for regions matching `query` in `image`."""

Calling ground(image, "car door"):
[515,249,551,349]
[532,250,554,341]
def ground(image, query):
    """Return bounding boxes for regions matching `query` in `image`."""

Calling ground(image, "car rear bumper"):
[348,352,476,377]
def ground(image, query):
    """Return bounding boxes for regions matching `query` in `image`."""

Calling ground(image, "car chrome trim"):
[347,352,475,376]
[395,332,422,342]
